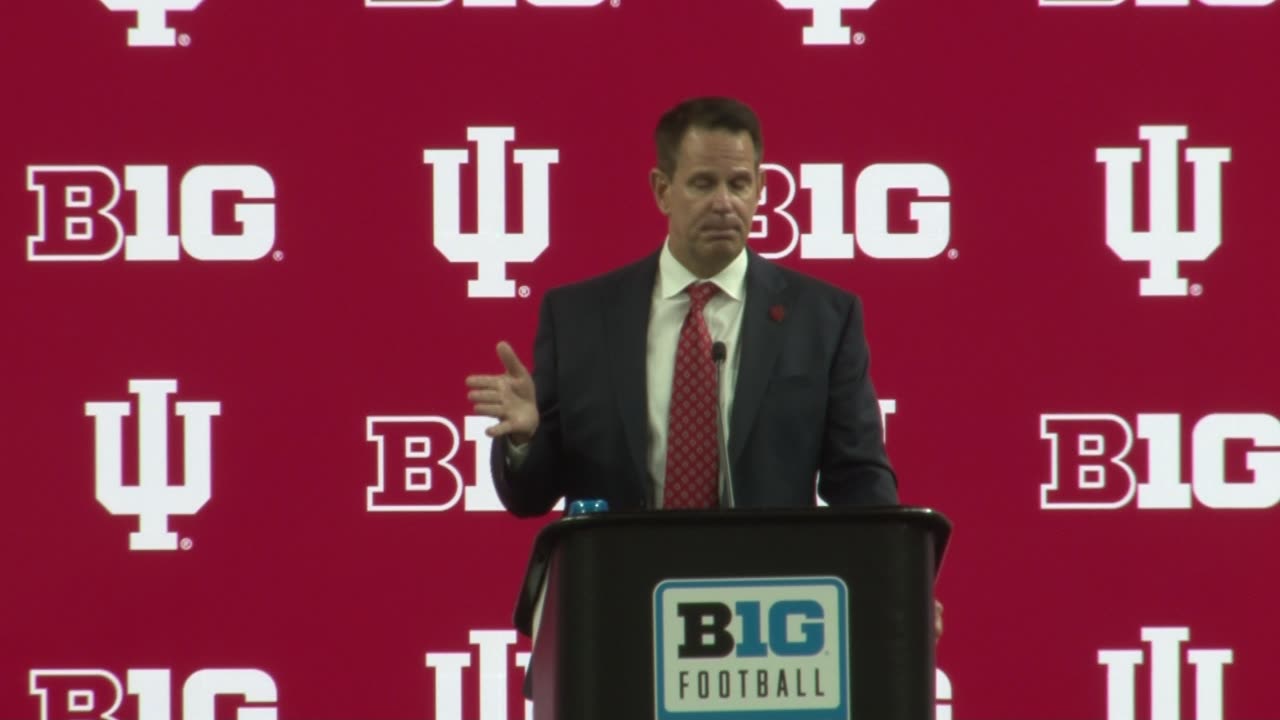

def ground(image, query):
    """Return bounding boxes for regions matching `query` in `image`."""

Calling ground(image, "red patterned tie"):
[664,282,721,509]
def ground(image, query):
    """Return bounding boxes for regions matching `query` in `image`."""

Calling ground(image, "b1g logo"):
[1042,0,1271,7]
[1040,413,1280,510]
[87,380,221,550]
[368,402,895,513]
[654,577,849,720]
[29,668,277,720]
[27,165,276,262]
[1098,627,1234,720]
[751,162,950,261]
[365,415,515,512]
[99,0,204,47]
[777,1,878,45]
[1096,126,1230,296]
[423,127,559,298]
[426,630,531,720]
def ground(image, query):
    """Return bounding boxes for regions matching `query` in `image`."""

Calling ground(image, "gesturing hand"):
[466,341,539,445]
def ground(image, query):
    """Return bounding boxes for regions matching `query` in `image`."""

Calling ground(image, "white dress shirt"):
[647,242,747,508]
[507,242,749,508]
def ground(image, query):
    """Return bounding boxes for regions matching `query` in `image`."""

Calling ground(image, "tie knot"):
[686,282,719,310]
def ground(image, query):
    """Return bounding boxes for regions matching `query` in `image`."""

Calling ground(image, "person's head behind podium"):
[651,97,765,280]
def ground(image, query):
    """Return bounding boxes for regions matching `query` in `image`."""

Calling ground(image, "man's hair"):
[654,97,763,176]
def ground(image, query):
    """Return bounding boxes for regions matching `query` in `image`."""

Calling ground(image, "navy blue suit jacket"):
[491,250,897,515]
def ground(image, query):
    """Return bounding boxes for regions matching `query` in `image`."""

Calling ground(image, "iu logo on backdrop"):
[86,379,221,550]
[1098,627,1235,720]
[98,0,205,47]
[27,164,277,262]
[426,630,531,720]
[29,668,276,720]
[1039,412,1280,510]
[777,0,878,45]
[423,127,559,298]
[1096,126,1231,297]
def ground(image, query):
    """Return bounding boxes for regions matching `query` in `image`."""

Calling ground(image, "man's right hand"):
[466,341,539,445]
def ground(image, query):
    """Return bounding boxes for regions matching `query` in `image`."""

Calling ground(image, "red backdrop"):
[3,1,1279,719]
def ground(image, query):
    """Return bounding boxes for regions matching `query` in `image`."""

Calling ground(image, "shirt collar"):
[657,239,748,302]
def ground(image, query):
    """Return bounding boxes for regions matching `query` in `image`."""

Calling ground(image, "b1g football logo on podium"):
[777,0,878,45]
[29,668,277,720]
[1096,126,1231,297]
[1039,412,1280,510]
[654,577,849,720]
[1098,627,1234,720]
[86,379,221,551]
[423,127,559,298]
[27,164,277,262]
[99,0,204,47]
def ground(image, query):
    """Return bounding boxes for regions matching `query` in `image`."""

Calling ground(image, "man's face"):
[651,127,762,278]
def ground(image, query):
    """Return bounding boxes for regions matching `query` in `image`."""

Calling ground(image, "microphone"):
[711,341,734,508]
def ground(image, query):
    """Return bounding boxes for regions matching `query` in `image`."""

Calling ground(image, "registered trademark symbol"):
[853,32,867,45]
[178,33,192,47]
[518,285,532,298]
[947,249,959,260]
[180,538,193,551]
[273,250,285,262]
[1190,283,1204,296]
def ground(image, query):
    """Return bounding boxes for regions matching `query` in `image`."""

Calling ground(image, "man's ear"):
[650,168,671,215]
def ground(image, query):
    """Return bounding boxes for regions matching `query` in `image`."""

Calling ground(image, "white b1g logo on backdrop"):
[365,415,514,512]
[1039,413,1280,510]
[99,0,204,47]
[1098,627,1234,720]
[752,163,950,261]
[30,668,276,720]
[27,165,276,262]
[1096,126,1230,296]
[426,630,531,720]
[87,379,221,550]
[777,0,878,45]
[423,127,559,298]
[368,402,895,513]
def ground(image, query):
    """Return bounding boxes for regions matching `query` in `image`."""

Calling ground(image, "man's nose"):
[710,185,733,211]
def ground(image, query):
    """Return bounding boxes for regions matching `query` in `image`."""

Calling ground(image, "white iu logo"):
[423,127,559,298]
[1096,125,1231,297]
[777,0,878,45]
[85,379,221,551]
[99,0,205,47]
[1098,627,1233,720]
[426,630,530,720]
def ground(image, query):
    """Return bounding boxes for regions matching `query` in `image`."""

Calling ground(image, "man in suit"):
[466,97,897,516]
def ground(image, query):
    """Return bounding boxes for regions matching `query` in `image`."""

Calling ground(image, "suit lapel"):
[605,252,659,494]
[729,252,789,466]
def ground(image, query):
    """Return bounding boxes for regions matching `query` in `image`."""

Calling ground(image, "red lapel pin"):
[769,304,786,323]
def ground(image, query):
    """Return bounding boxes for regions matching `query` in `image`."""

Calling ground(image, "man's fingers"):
[465,374,503,389]
[472,403,507,418]
[467,389,502,404]
[495,341,529,379]
[485,421,512,438]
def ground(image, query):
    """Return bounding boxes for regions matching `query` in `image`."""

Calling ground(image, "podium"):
[515,507,950,720]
